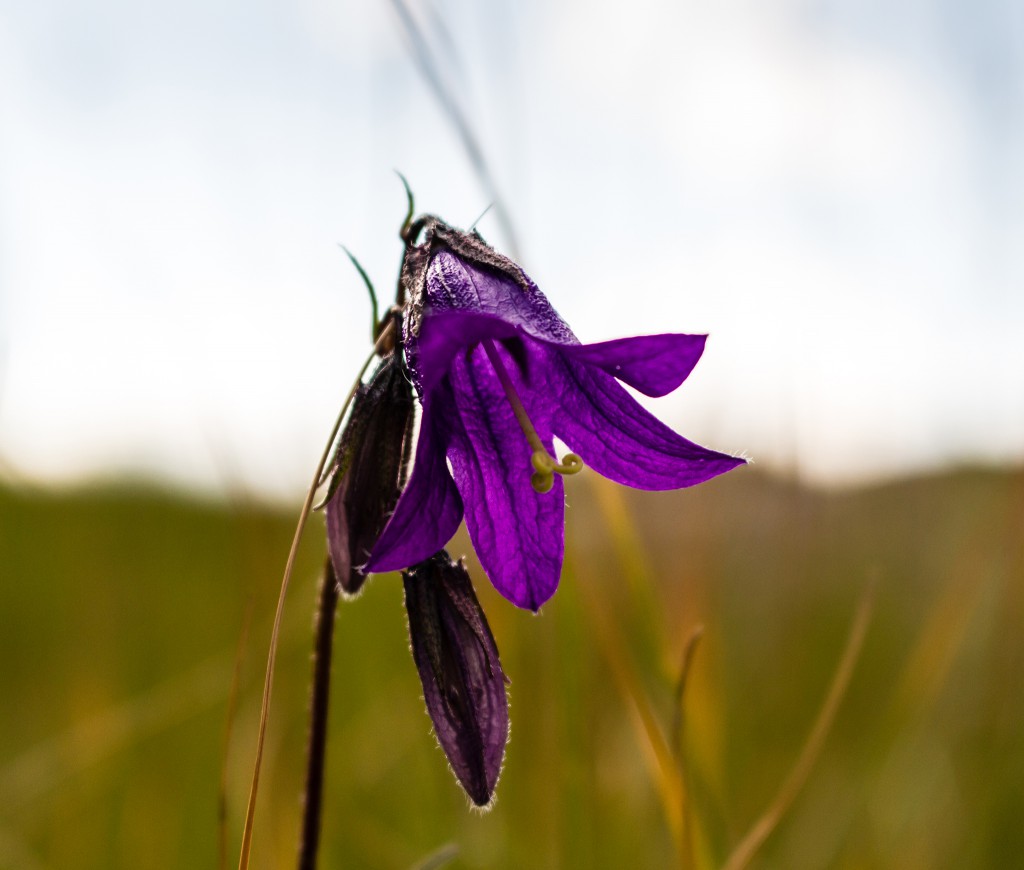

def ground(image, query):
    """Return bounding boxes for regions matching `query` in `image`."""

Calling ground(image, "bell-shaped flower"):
[368,218,745,611]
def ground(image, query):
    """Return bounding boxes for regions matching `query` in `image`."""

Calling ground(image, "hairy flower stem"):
[238,320,395,870]
[297,559,340,870]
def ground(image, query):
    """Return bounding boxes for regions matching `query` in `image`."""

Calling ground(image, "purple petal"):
[445,341,565,611]
[560,333,707,398]
[426,249,576,345]
[416,311,523,395]
[365,393,464,573]
[403,553,508,807]
[418,313,705,400]
[324,488,352,589]
[552,353,746,490]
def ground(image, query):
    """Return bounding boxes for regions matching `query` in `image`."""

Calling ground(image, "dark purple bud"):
[403,552,509,807]
[324,351,414,595]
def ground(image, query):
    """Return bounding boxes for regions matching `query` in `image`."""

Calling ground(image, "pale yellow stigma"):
[483,339,584,493]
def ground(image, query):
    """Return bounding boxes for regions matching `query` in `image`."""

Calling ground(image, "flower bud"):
[403,552,509,807]
[324,351,414,595]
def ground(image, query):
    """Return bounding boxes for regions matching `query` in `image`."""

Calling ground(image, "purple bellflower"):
[318,202,742,808]
[367,216,745,611]
[318,276,510,806]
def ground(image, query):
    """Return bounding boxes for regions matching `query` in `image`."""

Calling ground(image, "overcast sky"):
[1,0,1022,497]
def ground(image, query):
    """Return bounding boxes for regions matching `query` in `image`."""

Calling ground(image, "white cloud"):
[1,0,1021,494]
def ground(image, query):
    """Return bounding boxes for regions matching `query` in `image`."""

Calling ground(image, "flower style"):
[367,217,745,611]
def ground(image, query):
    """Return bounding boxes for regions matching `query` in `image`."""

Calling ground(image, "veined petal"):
[426,249,576,345]
[416,311,522,395]
[418,312,705,400]
[559,333,707,398]
[552,354,746,490]
[365,391,464,573]
[446,341,565,611]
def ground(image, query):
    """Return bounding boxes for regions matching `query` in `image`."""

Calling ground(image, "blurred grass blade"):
[0,656,230,809]
[389,0,520,258]
[722,581,875,870]
[570,550,684,853]
[670,624,704,761]
[671,624,704,870]
[584,476,709,867]
[409,843,459,870]
[0,825,45,870]
[887,551,992,727]
[591,478,670,669]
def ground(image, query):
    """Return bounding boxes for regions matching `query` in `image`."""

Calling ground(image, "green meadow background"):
[1,465,1021,868]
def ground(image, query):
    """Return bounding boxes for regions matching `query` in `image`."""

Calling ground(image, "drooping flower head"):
[367,216,745,611]
[318,254,512,806]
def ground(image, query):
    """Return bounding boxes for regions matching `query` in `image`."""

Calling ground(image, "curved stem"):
[721,584,874,870]
[238,323,393,870]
